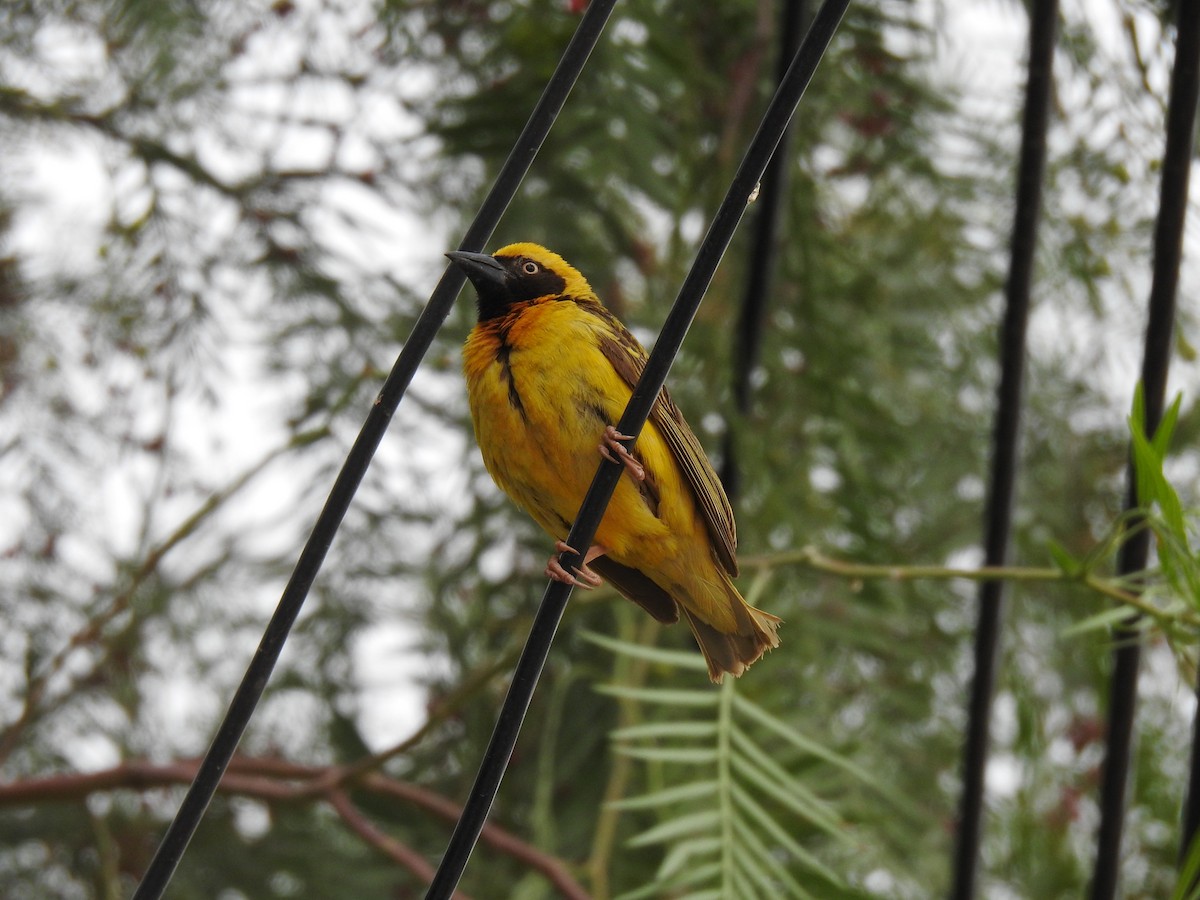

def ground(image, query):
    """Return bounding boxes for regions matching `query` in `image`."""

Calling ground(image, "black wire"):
[129,3,619,897]
[423,1,849,896]
[950,1,1058,896]
[1092,2,1199,897]
[720,0,808,502]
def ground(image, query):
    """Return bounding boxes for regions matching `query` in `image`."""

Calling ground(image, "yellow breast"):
[463,299,683,563]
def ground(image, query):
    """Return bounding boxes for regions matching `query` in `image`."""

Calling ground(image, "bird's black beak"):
[446,250,508,292]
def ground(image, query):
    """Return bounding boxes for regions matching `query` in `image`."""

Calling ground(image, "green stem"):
[531,668,571,857]
[746,545,1196,626]
[718,675,736,898]
[585,609,659,899]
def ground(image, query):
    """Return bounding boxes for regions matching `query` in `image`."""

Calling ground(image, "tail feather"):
[682,592,781,684]
[595,551,781,682]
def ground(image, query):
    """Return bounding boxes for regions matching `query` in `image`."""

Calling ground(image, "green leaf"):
[607,780,720,811]
[611,720,718,741]
[1172,829,1200,900]
[617,745,718,764]
[732,694,908,808]
[1046,539,1082,577]
[731,864,762,899]
[1152,392,1183,458]
[613,880,672,900]
[613,879,675,900]
[1061,604,1142,638]
[667,867,725,893]
[729,726,848,840]
[731,817,815,899]
[731,783,845,885]
[729,750,843,843]
[661,852,722,884]
[582,629,709,670]
[1128,390,1186,536]
[628,809,722,847]
[596,684,719,707]
[1131,382,1146,441]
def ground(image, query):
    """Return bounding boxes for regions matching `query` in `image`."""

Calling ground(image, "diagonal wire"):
[950,1,1058,896]
[1163,0,1200,876]
[1092,2,1200,897]
[720,0,808,503]
[423,1,850,896]
[129,3,620,897]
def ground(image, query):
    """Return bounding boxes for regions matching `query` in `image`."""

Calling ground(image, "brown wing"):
[578,300,739,576]
[589,557,680,623]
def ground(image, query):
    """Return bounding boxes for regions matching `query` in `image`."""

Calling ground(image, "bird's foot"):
[545,540,606,590]
[599,425,645,483]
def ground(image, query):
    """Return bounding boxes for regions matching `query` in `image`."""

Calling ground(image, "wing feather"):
[577,300,739,576]
[590,557,680,623]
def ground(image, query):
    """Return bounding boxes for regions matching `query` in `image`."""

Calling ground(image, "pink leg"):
[599,425,645,482]
[545,540,608,590]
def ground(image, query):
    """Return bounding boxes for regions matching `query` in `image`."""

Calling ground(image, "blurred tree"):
[0,0,1196,898]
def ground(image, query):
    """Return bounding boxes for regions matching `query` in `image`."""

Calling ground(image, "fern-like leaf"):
[589,631,888,899]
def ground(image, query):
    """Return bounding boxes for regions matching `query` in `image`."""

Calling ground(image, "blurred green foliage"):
[0,1,1197,898]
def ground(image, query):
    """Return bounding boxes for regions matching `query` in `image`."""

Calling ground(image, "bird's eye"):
[521,260,539,275]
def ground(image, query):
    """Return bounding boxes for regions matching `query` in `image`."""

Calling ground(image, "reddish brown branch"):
[360,775,590,900]
[0,760,289,804]
[327,789,473,900]
[0,757,590,899]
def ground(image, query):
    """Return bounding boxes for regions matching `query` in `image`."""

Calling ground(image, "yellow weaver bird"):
[448,243,780,682]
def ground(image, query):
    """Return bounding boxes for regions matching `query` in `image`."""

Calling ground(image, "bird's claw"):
[546,540,605,590]
[599,425,645,482]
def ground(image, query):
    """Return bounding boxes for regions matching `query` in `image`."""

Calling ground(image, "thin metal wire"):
[1091,2,1199,897]
[1166,1,1200,870]
[950,1,1058,896]
[423,2,849,895]
[720,0,808,502]
[129,3,620,897]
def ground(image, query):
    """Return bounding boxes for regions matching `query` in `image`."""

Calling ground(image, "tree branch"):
[360,774,591,900]
[317,653,517,791]
[327,789,474,900]
[0,431,326,765]
[0,756,590,899]
[747,544,1195,625]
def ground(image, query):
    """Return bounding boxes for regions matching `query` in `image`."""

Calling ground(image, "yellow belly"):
[464,300,696,571]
